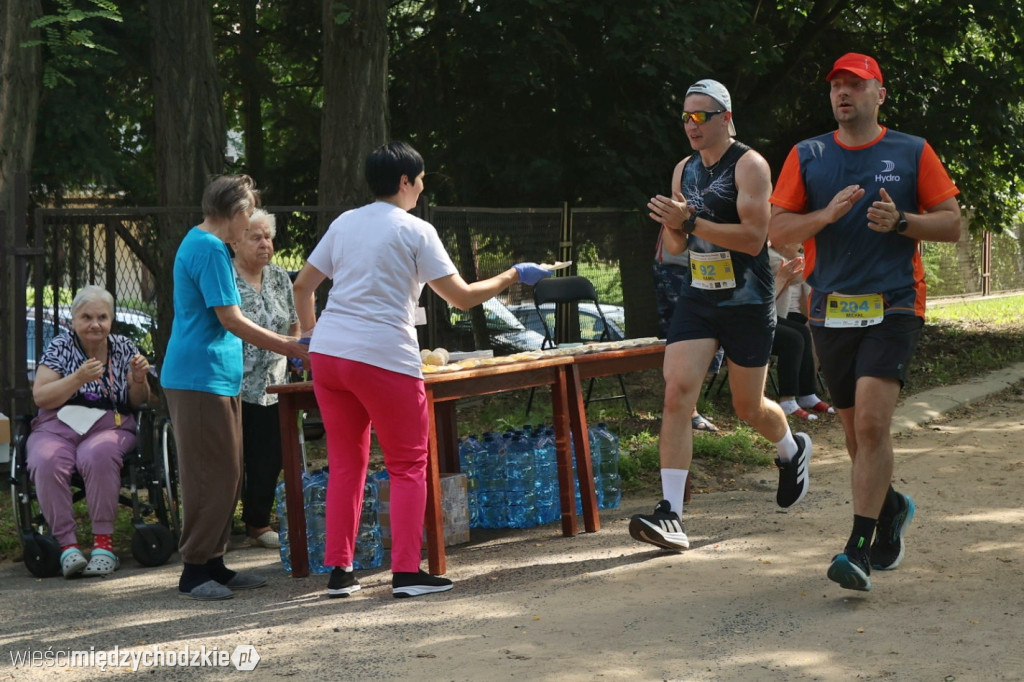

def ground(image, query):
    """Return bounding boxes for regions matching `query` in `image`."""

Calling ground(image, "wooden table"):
[567,342,691,502]
[570,342,666,381]
[268,355,591,577]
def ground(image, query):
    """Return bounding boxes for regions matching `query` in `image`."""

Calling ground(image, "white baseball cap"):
[685,79,736,136]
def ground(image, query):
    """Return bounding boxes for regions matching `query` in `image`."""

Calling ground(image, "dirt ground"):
[2,372,1024,681]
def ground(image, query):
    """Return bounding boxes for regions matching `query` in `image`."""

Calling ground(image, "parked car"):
[449,298,546,354]
[507,302,626,344]
[26,305,156,381]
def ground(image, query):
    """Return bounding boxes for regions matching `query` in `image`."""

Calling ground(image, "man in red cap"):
[769,53,962,591]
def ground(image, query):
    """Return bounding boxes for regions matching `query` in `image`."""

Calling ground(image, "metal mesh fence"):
[921,228,1024,298]
[430,206,564,307]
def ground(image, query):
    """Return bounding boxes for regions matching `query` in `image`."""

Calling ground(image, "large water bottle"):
[532,427,560,524]
[586,425,605,508]
[304,469,328,574]
[275,479,292,573]
[354,524,383,569]
[353,477,383,569]
[506,431,536,528]
[478,433,508,528]
[459,435,483,527]
[593,422,622,509]
[568,432,584,515]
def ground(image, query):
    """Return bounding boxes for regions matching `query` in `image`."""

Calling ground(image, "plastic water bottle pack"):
[462,422,620,530]
[274,468,384,574]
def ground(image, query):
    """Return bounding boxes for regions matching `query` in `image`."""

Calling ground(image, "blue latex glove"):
[290,337,311,373]
[513,262,552,286]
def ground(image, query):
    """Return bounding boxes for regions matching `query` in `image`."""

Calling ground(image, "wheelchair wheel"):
[156,417,182,541]
[131,524,176,567]
[22,532,62,578]
[10,415,62,578]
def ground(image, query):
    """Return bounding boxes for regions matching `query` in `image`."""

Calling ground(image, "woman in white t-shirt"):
[292,141,550,600]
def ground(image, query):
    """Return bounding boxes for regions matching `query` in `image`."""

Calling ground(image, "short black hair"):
[364,141,424,197]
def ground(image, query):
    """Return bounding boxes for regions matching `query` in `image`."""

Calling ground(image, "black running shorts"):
[667,296,775,368]
[810,313,924,410]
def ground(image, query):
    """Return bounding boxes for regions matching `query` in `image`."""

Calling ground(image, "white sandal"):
[61,548,88,579]
[248,530,281,549]
[83,549,120,576]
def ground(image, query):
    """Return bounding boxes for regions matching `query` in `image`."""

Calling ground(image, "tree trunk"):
[318,0,388,219]
[239,0,265,181]
[148,0,227,364]
[0,0,42,210]
[0,2,41,413]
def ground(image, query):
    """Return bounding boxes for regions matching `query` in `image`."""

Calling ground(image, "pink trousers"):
[311,354,428,573]
[26,409,136,547]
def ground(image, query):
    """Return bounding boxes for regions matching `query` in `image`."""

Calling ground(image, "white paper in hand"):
[540,260,573,271]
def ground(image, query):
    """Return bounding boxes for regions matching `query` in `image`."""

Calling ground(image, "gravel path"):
[2,370,1024,681]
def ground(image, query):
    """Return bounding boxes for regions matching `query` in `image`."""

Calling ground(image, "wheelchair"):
[8,408,182,578]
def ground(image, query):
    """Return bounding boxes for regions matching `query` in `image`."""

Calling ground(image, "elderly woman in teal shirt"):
[161,175,308,601]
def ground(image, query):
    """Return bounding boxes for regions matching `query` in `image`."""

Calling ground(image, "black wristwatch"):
[894,210,909,234]
[683,211,698,235]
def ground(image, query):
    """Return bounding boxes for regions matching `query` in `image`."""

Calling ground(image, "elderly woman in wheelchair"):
[26,285,151,578]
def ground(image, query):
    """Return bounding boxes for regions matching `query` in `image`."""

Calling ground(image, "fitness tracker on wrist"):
[895,210,909,234]
[683,212,698,235]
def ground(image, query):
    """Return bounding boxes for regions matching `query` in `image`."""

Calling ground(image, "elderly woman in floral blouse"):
[232,208,299,548]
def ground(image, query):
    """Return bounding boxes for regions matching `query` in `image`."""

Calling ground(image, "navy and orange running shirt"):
[771,127,959,323]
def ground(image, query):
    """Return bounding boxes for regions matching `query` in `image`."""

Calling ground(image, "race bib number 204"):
[824,293,884,328]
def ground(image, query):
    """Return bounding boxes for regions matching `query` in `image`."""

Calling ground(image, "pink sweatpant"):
[26,409,137,547]
[311,354,429,574]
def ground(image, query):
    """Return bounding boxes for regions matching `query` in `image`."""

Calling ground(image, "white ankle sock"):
[661,468,688,517]
[797,394,822,409]
[774,428,799,462]
[780,399,800,415]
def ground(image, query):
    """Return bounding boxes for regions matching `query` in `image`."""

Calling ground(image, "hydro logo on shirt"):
[876,159,900,183]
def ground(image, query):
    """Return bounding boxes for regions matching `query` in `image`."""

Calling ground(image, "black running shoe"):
[327,568,361,598]
[871,493,916,570]
[392,570,454,598]
[628,500,689,551]
[827,552,871,591]
[776,432,812,508]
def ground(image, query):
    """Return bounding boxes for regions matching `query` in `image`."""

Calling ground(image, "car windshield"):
[482,299,528,332]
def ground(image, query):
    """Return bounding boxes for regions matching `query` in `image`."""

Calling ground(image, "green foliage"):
[20,0,1024,242]
[577,262,622,305]
[25,286,75,307]
[692,426,773,468]
[24,0,122,88]
[387,0,1024,232]
[617,432,660,484]
[271,249,307,272]
[30,2,154,204]
[213,0,324,254]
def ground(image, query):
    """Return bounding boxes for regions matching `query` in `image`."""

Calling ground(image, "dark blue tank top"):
[678,141,774,307]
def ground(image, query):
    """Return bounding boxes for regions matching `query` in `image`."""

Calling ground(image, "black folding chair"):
[526,275,632,415]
